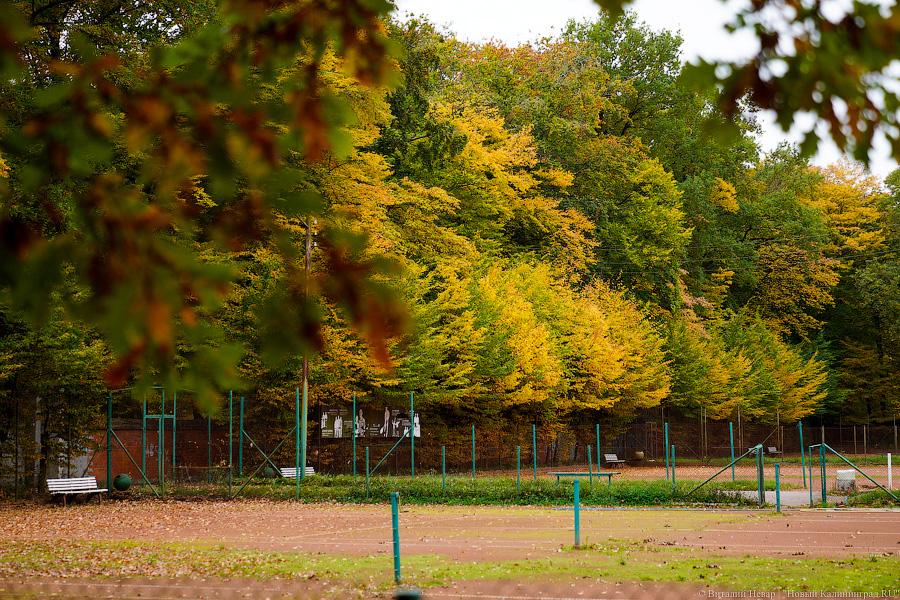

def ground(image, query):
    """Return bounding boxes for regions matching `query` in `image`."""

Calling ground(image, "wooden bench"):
[278,466,316,479]
[47,476,107,506]
[547,471,620,487]
[604,453,625,466]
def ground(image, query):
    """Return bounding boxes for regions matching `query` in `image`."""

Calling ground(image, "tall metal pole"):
[532,424,537,481]
[595,424,600,473]
[352,393,357,477]
[295,388,300,499]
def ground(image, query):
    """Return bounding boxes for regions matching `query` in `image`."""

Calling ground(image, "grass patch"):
[146,475,763,507]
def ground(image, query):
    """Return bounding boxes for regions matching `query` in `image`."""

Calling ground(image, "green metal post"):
[775,463,781,513]
[410,392,415,478]
[391,492,401,583]
[799,421,806,488]
[295,388,300,499]
[532,424,537,481]
[573,479,581,548]
[595,424,600,473]
[729,422,735,482]
[352,393,357,477]
[588,445,593,489]
[442,446,446,491]
[106,392,112,496]
[239,396,244,475]
[300,382,308,482]
[516,446,520,493]
[671,445,675,486]
[665,423,670,478]
[366,447,370,499]
[820,444,827,507]
[472,425,476,479]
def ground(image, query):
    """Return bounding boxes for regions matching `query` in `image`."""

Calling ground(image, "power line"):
[590,247,900,275]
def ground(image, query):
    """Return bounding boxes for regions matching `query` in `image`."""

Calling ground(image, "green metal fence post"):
[295,388,300,500]
[799,421,806,488]
[729,422,735,483]
[366,446,370,499]
[671,445,675,487]
[391,492,401,583]
[442,446,446,491]
[595,424,600,473]
[574,479,581,548]
[532,424,537,481]
[775,463,781,513]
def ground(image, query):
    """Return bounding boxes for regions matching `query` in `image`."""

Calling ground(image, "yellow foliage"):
[710,178,739,213]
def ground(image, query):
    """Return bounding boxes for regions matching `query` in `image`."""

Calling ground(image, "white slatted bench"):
[47,476,107,506]
[278,467,316,479]
[604,453,625,466]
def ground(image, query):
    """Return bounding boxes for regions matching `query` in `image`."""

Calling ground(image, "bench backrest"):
[768,447,779,453]
[279,467,316,477]
[604,454,618,460]
[47,477,99,492]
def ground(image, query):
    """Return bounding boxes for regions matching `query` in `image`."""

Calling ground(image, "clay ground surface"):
[2,497,900,600]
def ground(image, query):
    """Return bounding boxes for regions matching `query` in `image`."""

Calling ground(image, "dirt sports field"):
[2,496,900,600]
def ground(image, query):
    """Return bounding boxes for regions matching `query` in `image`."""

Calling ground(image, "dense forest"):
[1,0,898,474]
